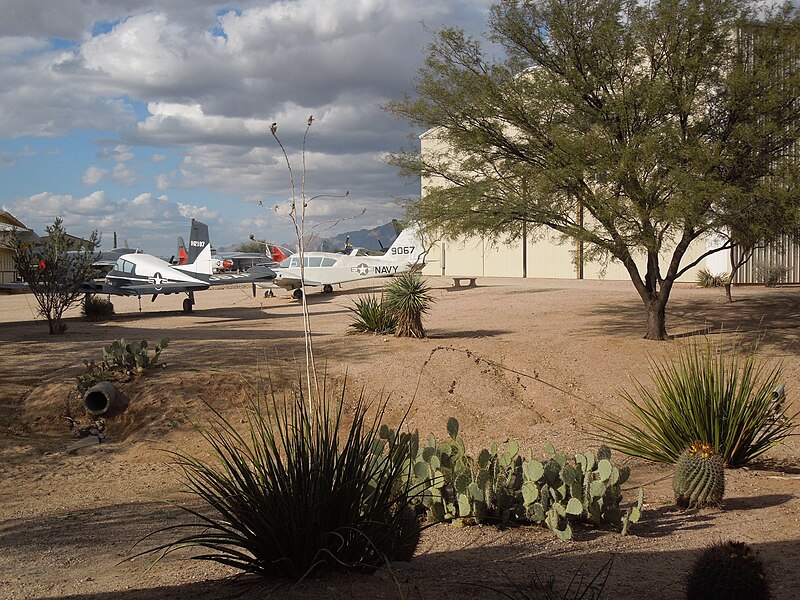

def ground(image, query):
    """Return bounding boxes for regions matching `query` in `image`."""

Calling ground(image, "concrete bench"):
[452,277,477,288]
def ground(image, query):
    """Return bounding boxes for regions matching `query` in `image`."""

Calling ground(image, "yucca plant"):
[597,343,796,467]
[347,294,397,334]
[136,376,422,580]
[383,272,434,338]
[696,268,729,288]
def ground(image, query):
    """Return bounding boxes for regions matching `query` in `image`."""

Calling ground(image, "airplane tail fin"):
[177,236,189,265]
[271,245,291,263]
[384,224,426,267]
[176,219,214,275]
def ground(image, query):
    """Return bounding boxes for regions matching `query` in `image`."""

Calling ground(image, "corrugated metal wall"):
[732,235,800,284]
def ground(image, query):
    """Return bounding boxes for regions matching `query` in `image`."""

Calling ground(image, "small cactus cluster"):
[686,541,770,600]
[674,441,725,509]
[381,418,643,540]
[78,337,170,392]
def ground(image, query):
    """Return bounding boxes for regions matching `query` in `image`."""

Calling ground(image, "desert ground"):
[0,276,798,600]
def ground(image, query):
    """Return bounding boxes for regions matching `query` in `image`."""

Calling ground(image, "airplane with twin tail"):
[81,219,276,312]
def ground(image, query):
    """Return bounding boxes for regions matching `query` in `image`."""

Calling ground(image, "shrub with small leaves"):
[756,263,787,287]
[687,541,770,600]
[81,295,115,320]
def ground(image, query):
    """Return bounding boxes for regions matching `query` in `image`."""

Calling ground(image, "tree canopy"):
[388,0,800,339]
[13,218,100,334]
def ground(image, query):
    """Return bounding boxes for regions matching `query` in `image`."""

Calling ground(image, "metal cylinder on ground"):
[83,381,116,416]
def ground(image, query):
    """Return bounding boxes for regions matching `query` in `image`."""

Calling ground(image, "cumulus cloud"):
[112,162,137,185]
[82,165,107,185]
[0,0,492,246]
[155,173,170,190]
[5,189,221,255]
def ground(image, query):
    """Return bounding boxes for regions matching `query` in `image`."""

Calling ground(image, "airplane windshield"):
[115,258,135,274]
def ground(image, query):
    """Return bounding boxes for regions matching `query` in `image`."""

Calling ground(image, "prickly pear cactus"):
[674,442,725,509]
[686,541,770,600]
[391,419,643,541]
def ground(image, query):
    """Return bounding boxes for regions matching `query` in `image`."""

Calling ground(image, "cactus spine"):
[686,541,770,600]
[674,442,725,508]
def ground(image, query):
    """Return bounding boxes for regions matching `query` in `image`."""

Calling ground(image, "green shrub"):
[756,263,787,287]
[81,294,115,320]
[136,376,423,580]
[347,294,397,334]
[384,272,434,338]
[696,268,729,288]
[597,343,796,467]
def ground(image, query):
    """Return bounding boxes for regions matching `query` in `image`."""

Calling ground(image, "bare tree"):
[13,218,100,334]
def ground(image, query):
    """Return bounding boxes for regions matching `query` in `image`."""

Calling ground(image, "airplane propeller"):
[252,282,256,297]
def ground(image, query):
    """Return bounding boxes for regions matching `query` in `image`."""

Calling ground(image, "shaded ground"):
[0,277,798,599]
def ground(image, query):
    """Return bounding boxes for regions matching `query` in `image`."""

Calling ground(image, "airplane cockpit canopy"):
[115,258,136,274]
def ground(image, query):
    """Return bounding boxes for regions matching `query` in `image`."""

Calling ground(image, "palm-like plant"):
[597,343,796,467]
[384,272,434,338]
[136,376,422,580]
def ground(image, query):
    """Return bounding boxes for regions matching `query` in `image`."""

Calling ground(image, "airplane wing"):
[208,265,276,286]
[81,279,209,296]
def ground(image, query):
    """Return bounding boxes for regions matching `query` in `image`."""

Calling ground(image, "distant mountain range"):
[312,220,403,252]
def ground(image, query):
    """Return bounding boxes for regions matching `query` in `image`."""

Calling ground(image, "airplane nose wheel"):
[322,284,333,294]
[292,288,304,300]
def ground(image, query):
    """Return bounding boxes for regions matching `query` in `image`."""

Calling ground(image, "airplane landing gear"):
[264,289,274,298]
[322,284,333,294]
[292,288,304,300]
[183,291,195,313]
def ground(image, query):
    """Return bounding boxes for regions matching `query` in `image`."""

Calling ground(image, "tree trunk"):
[644,297,668,340]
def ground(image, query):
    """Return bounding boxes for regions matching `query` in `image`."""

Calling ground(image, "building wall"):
[422,231,717,283]
[419,128,730,283]
[0,249,17,283]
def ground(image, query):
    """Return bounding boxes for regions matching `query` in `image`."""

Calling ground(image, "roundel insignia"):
[149,271,165,290]
[356,263,369,276]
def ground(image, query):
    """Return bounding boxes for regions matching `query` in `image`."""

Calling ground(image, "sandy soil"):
[0,277,798,600]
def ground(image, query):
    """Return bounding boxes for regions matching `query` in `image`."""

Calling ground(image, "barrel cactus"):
[674,442,725,509]
[687,540,770,600]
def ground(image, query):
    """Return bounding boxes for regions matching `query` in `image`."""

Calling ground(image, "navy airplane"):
[262,224,427,300]
[81,220,276,312]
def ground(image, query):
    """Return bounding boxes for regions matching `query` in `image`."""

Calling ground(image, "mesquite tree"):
[388,0,800,339]
[13,218,100,334]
